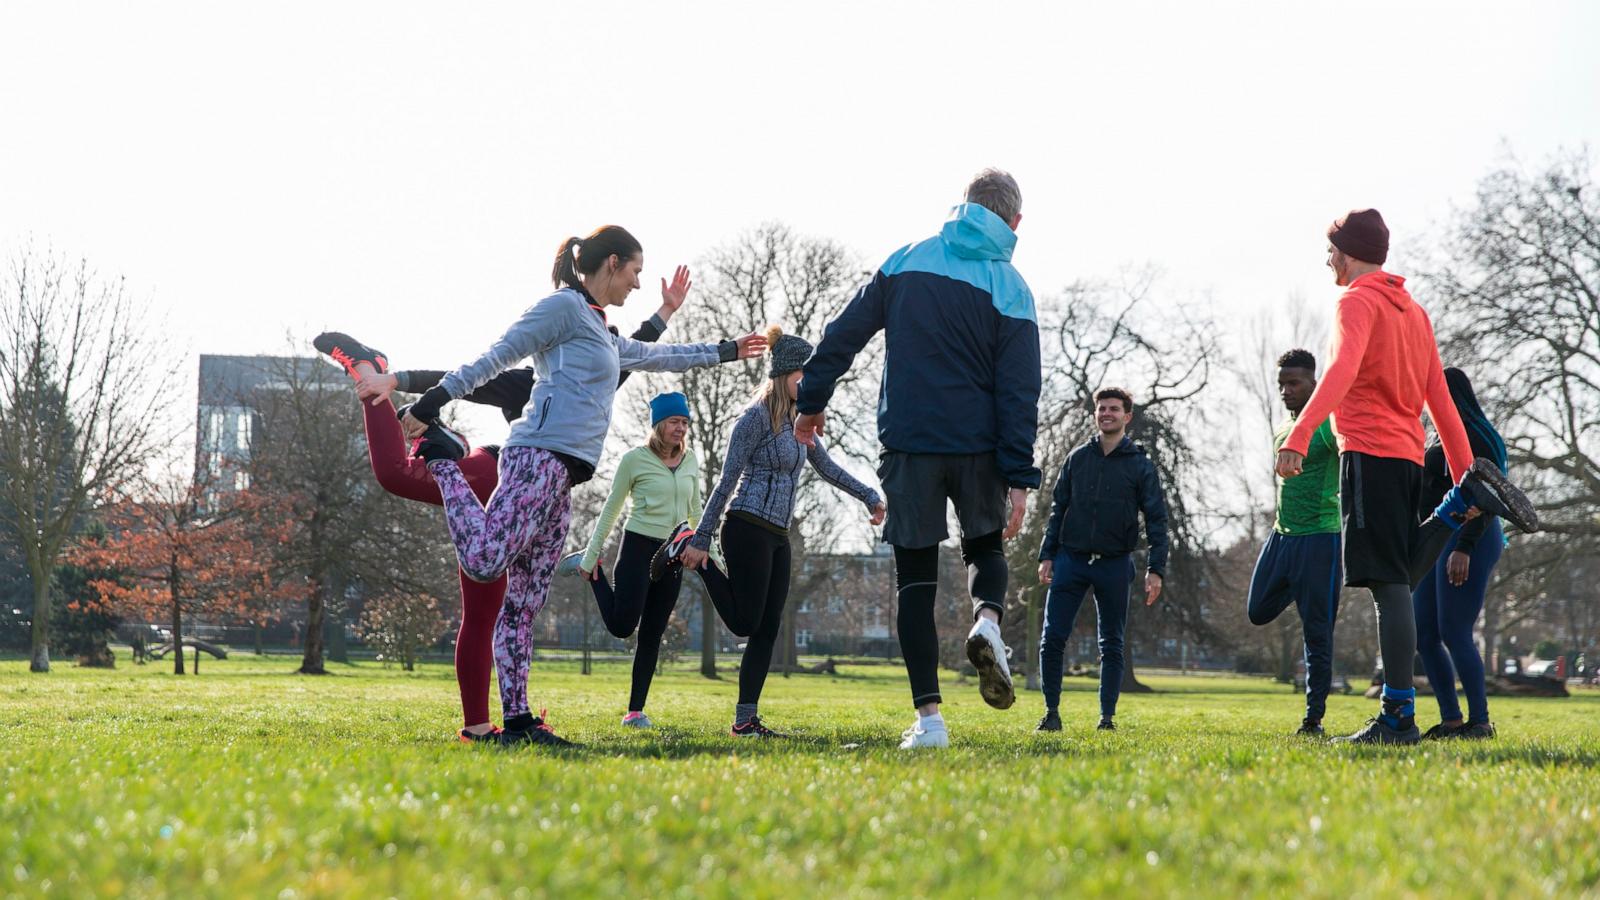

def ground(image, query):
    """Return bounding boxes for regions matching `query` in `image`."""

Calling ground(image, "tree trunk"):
[193,643,200,675]
[1482,594,1499,678]
[300,578,327,674]
[254,624,264,656]
[780,598,796,678]
[700,598,717,678]
[1025,586,1041,691]
[171,560,185,675]
[28,575,50,673]
[326,575,349,665]
[1276,621,1297,684]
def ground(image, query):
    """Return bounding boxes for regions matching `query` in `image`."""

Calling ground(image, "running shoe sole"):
[965,633,1016,710]
[1465,458,1539,534]
[649,521,695,583]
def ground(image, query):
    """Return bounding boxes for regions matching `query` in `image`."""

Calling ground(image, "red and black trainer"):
[458,725,503,744]
[649,520,697,583]
[730,716,786,738]
[313,331,389,379]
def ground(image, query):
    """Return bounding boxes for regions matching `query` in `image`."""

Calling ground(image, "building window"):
[796,629,811,648]
[236,412,251,451]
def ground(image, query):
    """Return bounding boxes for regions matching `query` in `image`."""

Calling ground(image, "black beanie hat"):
[1327,208,1389,265]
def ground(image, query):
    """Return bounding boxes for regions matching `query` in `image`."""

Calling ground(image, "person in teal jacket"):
[561,391,727,728]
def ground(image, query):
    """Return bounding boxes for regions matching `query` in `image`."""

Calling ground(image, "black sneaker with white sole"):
[499,711,576,748]
[730,716,786,738]
[1459,458,1539,534]
[1295,718,1326,737]
[649,521,696,583]
[1331,716,1420,745]
[313,331,389,378]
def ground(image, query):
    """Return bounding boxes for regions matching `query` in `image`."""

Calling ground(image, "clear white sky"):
[3,1,1597,447]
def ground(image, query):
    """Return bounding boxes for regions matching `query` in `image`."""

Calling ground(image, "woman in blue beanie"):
[563,391,731,728]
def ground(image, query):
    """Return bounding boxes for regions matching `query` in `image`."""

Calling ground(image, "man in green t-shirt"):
[1248,349,1343,736]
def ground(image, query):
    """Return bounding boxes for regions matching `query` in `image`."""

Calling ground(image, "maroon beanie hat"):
[1327,208,1389,265]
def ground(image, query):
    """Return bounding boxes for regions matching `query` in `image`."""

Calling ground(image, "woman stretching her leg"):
[563,391,730,727]
[679,327,886,738]
[313,295,683,742]
[401,226,766,747]
[1413,368,1509,740]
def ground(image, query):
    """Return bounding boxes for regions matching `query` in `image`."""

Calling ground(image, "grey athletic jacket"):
[438,288,725,468]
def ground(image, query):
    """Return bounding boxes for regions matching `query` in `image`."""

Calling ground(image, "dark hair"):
[551,225,642,291]
[1444,367,1508,473]
[1277,348,1317,372]
[1095,387,1134,413]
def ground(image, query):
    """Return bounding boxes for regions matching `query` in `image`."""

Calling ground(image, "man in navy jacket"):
[1035,387,1169,733]
[795,168,1041,750]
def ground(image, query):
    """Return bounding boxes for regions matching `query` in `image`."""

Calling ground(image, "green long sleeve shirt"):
[581,446,718,570]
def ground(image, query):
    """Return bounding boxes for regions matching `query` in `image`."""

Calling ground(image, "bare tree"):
[0,246,178,672]
[1423,147,1600,666]
[1021,270,1226,690]
[621,222,876,677]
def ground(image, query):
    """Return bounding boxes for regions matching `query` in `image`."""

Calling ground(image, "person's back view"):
[796,168,1042,749]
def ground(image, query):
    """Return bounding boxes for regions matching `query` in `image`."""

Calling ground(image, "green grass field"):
[2,655,1598,898]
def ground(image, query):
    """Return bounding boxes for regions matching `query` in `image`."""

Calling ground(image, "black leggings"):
[589,530,683,712]
[717,515,792,706]
[894,530,1007,708]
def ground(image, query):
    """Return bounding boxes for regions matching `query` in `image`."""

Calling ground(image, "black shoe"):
[313,331,388,378]
[730,716,786,738]
[1036,709,1062,732]
[397,403,467,462]
[457,726,502,744]
[1460,458,1539,534]
[1421,722,1464,741]
[1296,718,1325,737]
[1096,717,1116,731]
[499,711,576,748]
[649,521,696,583]
[1331,716,1421,745]
[1455,721,1496,740]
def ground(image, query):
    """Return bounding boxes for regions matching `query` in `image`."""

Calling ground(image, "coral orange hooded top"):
[1285,272,1473,482]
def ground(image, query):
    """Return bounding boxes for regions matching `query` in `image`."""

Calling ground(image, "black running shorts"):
[877,452,1008,549]
[1339,451,1423,588]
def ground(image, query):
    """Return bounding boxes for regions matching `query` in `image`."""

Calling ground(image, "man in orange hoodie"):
[1277,208,1537,745]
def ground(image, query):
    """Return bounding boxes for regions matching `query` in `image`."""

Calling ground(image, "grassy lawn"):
[2,654,1597,898]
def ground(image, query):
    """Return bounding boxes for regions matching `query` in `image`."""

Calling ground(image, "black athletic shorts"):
[1340,451,1423,588]
[877,451,1007,549]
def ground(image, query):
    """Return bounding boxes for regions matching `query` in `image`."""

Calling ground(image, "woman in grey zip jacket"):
[404,225,767,746]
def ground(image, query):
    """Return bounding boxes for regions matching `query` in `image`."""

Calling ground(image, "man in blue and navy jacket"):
[794,168,1041,750]
[1035,387,1169,734]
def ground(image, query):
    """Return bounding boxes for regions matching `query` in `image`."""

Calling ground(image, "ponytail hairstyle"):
[551,225,643,291]
[756,324,798,432]
[1444,367,1508,473]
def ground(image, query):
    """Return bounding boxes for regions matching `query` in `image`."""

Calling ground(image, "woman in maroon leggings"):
[313,289,686,742]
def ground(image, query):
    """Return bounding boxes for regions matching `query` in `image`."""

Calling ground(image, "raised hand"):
[733,331,768,359]
[660,265,693,313]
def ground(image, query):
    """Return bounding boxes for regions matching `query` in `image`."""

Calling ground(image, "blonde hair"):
[647,419,687,461]
[759,324,798,432]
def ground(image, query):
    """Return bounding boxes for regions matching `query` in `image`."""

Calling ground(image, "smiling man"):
[1035,387,1169,733]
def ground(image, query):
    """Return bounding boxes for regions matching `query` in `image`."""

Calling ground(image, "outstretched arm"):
[805,438,883,512]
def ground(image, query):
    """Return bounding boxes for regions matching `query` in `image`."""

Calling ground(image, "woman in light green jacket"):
[561,391,726,727]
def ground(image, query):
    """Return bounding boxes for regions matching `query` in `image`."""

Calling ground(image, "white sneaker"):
[965,617,1015,710]
[621,711,652,729]
[899,720,949,750]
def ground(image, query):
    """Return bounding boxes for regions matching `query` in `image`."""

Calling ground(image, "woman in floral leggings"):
[399,225,765,746]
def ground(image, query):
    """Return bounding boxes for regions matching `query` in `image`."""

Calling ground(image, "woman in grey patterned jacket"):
[678,326,886,738]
